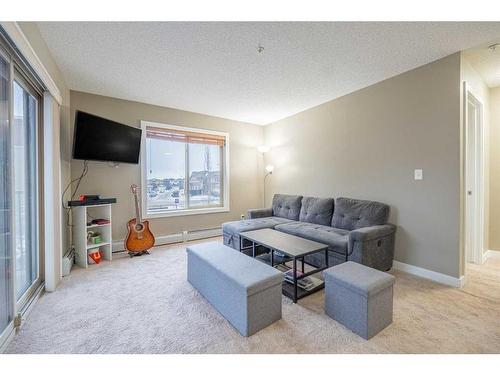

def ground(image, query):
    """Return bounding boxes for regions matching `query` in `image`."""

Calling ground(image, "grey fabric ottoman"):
[187,242,283,337]
[324,261,395,339]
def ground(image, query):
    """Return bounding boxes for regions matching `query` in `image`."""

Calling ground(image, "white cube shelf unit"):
[73,204,113,268]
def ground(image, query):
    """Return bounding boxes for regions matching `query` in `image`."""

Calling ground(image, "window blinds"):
[146,126,226,146]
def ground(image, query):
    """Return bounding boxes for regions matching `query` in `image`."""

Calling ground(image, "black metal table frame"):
[239,235,329,303]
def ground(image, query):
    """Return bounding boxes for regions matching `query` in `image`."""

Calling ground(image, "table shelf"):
[281,280,325,300]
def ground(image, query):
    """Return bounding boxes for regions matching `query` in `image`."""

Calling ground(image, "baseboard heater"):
[112,227,222,253]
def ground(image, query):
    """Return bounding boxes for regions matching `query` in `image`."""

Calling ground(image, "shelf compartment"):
[86,223,111,229]
[86,241,110,250]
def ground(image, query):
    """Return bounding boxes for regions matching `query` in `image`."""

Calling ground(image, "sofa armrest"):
[347,224,397,271]
[349,224,396,244]
[247,208,273,219]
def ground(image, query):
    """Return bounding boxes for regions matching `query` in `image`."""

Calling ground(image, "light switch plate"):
[414,169,423,180]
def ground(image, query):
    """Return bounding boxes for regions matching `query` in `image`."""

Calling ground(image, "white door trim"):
[43,93,63,291]
[463,82,485,266]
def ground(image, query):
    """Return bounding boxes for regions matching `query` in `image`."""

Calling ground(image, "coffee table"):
[239,228,329,303]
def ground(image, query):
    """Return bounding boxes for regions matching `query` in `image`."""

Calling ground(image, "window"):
[141,122,229,217]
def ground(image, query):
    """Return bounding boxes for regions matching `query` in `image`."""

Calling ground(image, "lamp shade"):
[257,145,270,153]
[265,165,274,173]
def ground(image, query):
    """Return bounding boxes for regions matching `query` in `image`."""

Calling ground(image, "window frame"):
[140,120,230,218]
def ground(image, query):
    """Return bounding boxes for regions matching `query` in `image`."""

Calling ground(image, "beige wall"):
[489,86,500,251]
[17,22,72,254]
[264,54,462,278]
[70,91,264,242]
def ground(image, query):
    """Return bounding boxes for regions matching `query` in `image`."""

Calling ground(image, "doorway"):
[464,84,485,266]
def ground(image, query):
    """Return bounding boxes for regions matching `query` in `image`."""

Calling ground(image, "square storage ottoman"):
[324,261,395,339]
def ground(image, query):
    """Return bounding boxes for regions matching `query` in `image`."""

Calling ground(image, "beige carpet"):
[5,239,500,354]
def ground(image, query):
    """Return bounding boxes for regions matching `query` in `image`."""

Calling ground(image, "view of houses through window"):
[144,125,225,215]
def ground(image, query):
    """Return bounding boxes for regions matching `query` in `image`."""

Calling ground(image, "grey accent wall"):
[263,53,462,278]
[69,91,264,242]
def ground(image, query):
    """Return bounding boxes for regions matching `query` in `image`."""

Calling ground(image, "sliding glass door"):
[0,50,13,340]
[0,37,42,346]
[13,79,39,302]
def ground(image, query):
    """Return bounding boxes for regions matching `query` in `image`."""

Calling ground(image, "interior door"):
[464,88,484,266]
[465,100,477,263]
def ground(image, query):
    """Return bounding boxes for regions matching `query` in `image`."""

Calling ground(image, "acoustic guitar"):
[125,184,155,256]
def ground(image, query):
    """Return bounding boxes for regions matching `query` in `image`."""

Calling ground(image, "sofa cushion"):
[222,217,294,236]
[272,194,303,220]
[275,222,349,255]
[331,197,389,231]
[299,196,334,225]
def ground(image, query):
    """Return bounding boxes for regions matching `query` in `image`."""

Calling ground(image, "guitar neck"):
[134,191,142,223]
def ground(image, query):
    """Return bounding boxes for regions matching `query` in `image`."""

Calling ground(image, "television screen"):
[73,111,142,164]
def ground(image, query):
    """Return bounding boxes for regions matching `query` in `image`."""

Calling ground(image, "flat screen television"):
[73,111,142,164]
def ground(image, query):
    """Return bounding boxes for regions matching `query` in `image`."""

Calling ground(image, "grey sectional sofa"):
[222,194,396,271]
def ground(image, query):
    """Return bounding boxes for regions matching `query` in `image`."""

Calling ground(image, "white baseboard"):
[186,228,221,242]
[393,260,465,288]
[112,228,221,252]
[482,249,500,263]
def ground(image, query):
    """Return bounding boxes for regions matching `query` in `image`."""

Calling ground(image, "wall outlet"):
[414,169,423,180]
[240,214,245,220]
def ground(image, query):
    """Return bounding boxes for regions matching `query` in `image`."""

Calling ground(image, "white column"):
[43,92,62,292]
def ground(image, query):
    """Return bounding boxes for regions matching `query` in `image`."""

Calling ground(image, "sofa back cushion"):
[299,197,335,225]
[272,194,303,220]
[331,197,389,230]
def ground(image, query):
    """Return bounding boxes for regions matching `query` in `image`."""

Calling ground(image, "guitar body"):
[125,184,155,254]
[125,218,155,253]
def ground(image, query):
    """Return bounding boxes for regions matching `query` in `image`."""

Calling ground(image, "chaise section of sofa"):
[222,194,396,271]
[222,194,303,251]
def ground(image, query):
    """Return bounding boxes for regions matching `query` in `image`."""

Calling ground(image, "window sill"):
[144,206,230,219]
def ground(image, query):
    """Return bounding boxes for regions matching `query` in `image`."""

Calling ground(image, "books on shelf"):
[283,269,323,291]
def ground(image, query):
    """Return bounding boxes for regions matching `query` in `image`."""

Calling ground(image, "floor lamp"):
[264,164,274,206]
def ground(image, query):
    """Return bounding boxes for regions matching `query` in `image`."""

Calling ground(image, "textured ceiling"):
[464,42,500,88]
[37,22,500,125]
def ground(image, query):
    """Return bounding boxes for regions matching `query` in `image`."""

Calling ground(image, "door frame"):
[463,82,485,266]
